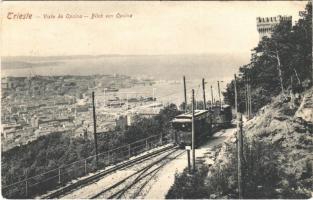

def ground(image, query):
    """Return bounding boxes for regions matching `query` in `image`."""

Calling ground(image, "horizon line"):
[2,52,249,59]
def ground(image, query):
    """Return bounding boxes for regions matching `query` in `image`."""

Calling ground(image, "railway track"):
[41,144,178,199]
[91,148,184,199]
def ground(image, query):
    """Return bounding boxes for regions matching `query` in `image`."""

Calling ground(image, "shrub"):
[166,137,312,199]
[166,165,209,199]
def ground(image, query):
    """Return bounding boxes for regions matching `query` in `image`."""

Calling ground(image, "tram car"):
[209,104,232,128]
[171,105,233,148]
[171,110,211,148]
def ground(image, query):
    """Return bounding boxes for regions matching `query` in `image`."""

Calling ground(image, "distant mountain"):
[1,54,249,80]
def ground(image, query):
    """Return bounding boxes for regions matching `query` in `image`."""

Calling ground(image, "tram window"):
[173,122,191,131]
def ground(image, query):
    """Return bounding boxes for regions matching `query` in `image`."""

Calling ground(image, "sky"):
[1,1,307,57]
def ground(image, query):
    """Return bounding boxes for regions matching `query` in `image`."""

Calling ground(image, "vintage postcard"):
[1,1,312,199]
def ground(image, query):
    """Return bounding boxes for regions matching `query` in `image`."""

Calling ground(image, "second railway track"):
[91,148,184,199]
[42,144,180,199]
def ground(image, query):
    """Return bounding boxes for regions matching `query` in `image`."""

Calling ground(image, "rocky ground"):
[166,88,312,199]
[245,88,312,184]
[206,88,313,198]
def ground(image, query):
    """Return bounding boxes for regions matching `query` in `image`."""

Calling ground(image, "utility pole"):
[246,70,249,119]
[210,85,214,109]
[187,149,191,172]
[248,77,252,119]
[238,113,244,199]
[92,92,99,168]
[217,81,222,110]
[245,78,248,117]
[234,74,239,128]
[310,18,313,85]
[191,89,196,173]
[183,76,187,112]
[202,78,206,110]
[186,146,191,173]
[234,74,243,199]
[234,75,238,115]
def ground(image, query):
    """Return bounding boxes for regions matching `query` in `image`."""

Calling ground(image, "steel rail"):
[114,150,185,199]
[91,149,184,199]
[90,148,179,199]
[41,144,175,199]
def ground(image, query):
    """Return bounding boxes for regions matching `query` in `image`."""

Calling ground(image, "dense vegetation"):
[167,2,312,199]
[223,1,312,113]
[166,138,312,199]
[1,104,181,196]
[166,164,209,199]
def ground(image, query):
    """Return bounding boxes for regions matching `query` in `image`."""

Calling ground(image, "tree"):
[223,1,312,112]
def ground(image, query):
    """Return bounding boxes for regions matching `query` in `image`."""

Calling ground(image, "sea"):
[2,54,246,106]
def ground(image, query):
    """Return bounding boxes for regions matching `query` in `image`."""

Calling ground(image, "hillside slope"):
[166,88,312,199]
[243,88,313,196]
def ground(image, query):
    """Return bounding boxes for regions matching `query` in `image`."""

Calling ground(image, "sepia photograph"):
[1,1,312,199]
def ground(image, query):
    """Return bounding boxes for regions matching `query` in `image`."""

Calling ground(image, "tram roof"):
[210,104,231,109]
[172,110,209,123]
[222,104,231,108]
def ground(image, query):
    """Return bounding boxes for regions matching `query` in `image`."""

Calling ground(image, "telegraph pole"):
[238,113,244,199]
[234,75,238,116]
[183,76,187,112]
[210,85,214,109]
[92,92,99,168]
[191,89,196,173]
[217,81,222,110]
[234,74,243,199]
[248,78,252,119]
[186,146,191,173]
[245,78,248,117]
[202,78,206,110]
[248,79,250,119]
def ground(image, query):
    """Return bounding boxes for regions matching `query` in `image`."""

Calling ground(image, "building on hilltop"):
[256,15,292,41]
